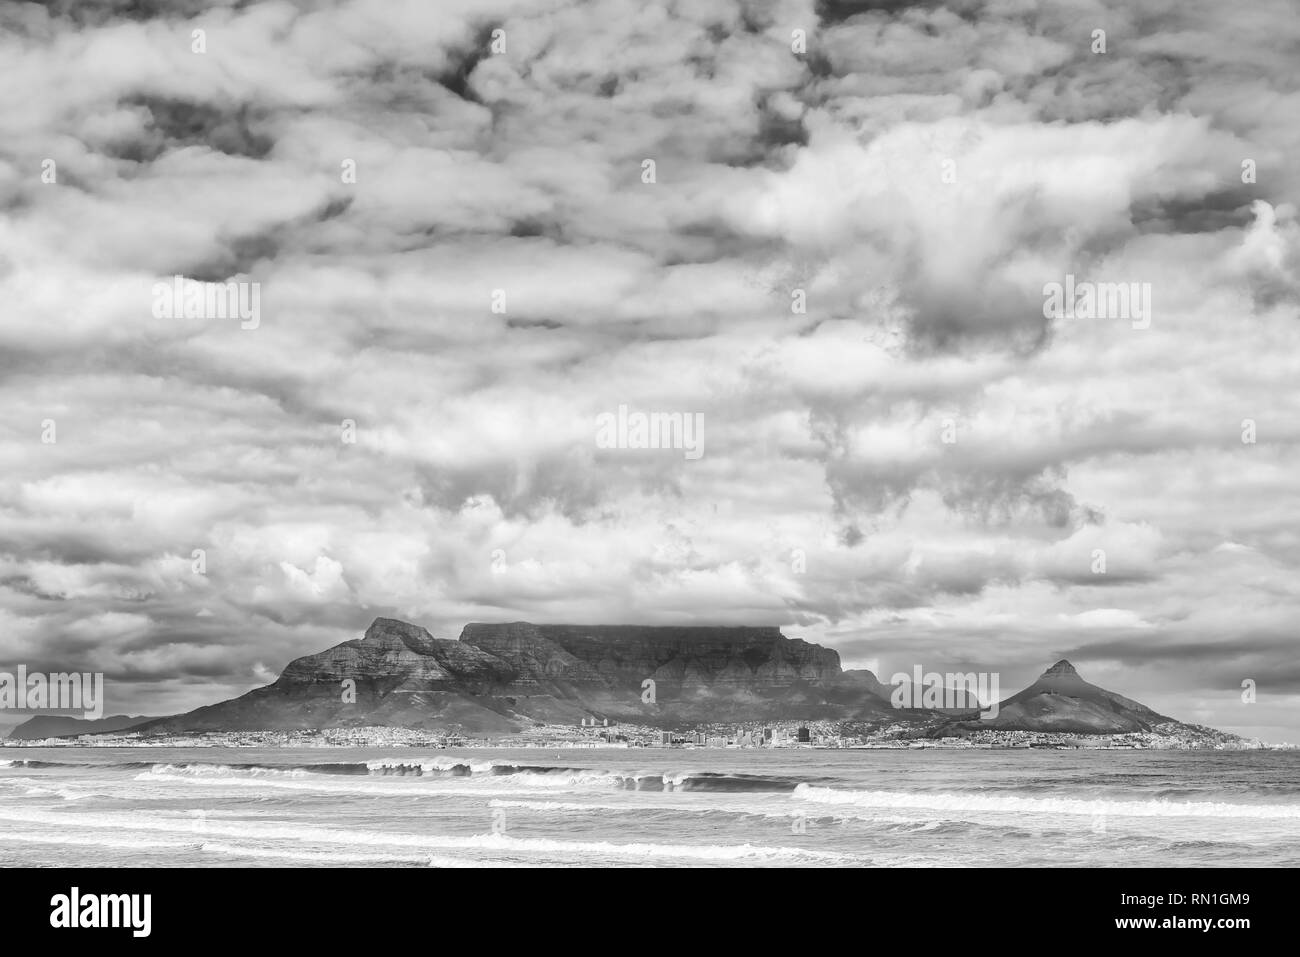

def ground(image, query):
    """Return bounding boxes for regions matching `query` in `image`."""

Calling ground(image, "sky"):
[1,0,1298,741]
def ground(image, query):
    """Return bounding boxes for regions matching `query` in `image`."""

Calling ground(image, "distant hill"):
[7,714,151,741]
[939,660,1179,735]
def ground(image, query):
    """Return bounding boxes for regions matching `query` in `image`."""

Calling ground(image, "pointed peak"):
[1042,659,1079,677]
[364,618,433,645]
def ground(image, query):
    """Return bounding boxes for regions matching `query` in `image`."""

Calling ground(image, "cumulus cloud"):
[1,0,1298,739]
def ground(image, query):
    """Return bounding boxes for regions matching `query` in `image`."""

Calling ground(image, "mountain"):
[6,714,151,741]
[123,619,1213,739]
[134,617,896,734]
[938,660,1177,735]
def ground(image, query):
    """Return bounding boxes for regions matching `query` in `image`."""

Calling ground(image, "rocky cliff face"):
[138,617,884,734]
[458,622,842,690]
[278,618,516,692]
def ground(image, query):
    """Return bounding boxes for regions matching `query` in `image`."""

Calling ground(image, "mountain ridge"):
[107,618,1218,739]
[6,714,152,741]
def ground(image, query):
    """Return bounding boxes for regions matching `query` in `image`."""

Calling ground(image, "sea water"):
[1,747,1297,867]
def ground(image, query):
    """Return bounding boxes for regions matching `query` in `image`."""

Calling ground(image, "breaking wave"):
[793,785,1300,819]
[110,758,806,793]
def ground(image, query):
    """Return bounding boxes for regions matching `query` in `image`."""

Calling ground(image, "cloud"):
[1,0,1298,739]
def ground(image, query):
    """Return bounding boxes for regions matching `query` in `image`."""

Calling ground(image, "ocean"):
[1,747,1297,867]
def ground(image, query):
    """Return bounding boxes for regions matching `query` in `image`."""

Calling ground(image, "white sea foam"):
[136,765,648,796]
[490,798,673,814]
[365,757,499,774]
[0,806,855,863]
[130,761,784,794]
[486,797,793,819]
[23,785,89,801]
[0,830,194,850]
[198,842,493,868]
[485,797,929,828]
[492,770,626,788]
[135,769,578,799]
[793,785,1300,820]
[148,763,311,778]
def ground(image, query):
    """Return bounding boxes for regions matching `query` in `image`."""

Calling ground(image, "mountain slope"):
[136,619,526,734]
[946,660,1176,734]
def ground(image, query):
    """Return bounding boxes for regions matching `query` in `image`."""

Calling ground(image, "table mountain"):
[134,617,895,734]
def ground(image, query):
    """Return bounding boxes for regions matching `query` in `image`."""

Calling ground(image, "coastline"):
[2,722,1285,751]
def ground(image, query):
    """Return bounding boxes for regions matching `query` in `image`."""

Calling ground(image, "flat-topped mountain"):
[135,618,891,734]
[124,618,1216,739]
[458,621,841,689]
